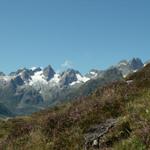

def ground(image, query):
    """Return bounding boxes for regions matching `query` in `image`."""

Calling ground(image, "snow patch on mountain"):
[49,73,61,86]
[117,62,128,66]
[70,74,90,86]
[29,71,48,85]
[76,74,90,82]
[30,67,37,71]
[0,76,12,82]
[50,74,60,83]
[89,71,98,78]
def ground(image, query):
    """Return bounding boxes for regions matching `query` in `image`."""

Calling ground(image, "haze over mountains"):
[0,58,146,117]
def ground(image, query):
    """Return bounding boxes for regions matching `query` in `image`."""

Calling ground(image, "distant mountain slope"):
[0,58,146,116]
[112,57,144,77]
[0,62,150,149]
[0,103,13,118]
[60,67,123,102]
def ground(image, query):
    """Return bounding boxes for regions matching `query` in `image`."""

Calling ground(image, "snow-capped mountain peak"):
[70,73,90,86]
[0,58,147,116]
[129,58,143,70]
[85,69,103,79]
[27,67,90,87]
[43,65,55,81]
[29,70,48,85]
[117,60,128,67]
[0,58,145,88]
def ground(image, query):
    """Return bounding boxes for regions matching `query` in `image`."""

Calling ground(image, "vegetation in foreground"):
[0,64,150,149]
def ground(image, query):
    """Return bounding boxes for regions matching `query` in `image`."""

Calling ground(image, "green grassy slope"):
[0,64,150,149]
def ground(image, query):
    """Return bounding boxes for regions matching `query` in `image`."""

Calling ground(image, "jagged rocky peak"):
[114,58,144,77]
[43,65,55,81]
[90,69,101,73]
[129,58,143,70]
[13,76,24,86]
[8,68,34,83]
[31,67,42,73]
[117,60,129,67]
[60,69,80,86]
[61,68,80,75]
[86,69,103,79]
[115,60,131,76]
[9,71,16,76]
[20,69,35,81]
[9,68,32,76]
[0,72,5,76]
[103,67,123,79]
[9,68,26,76]
[20,71,31,81]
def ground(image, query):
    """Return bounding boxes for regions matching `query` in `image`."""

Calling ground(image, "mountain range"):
[0,58,146,117]
[0,58,150,149]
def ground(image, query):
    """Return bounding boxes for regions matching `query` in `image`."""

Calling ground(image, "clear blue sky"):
[0,0,150,74]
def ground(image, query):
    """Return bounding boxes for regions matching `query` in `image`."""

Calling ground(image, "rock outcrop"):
[84,118,117,150]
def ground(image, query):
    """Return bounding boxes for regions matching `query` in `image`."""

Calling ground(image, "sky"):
[0,0,150,74]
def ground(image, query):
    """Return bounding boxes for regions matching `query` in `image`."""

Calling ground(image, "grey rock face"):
[84,118,117,150]
[21,88,44,105]
[115,60,132,77]
[85,69,104,79]
[103,68,123,80]
[32,67,42,73]
[129,58,143,70]
[9,68,26,76]
[20,70,32,81]
[13,76,24,86]
[9,68,33,81]
[0,72,5,76]
[114,58,144,77]
[43,65,55,81]
[9,72,16,76]
[60,69,80,86]
[6,79,17,92]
